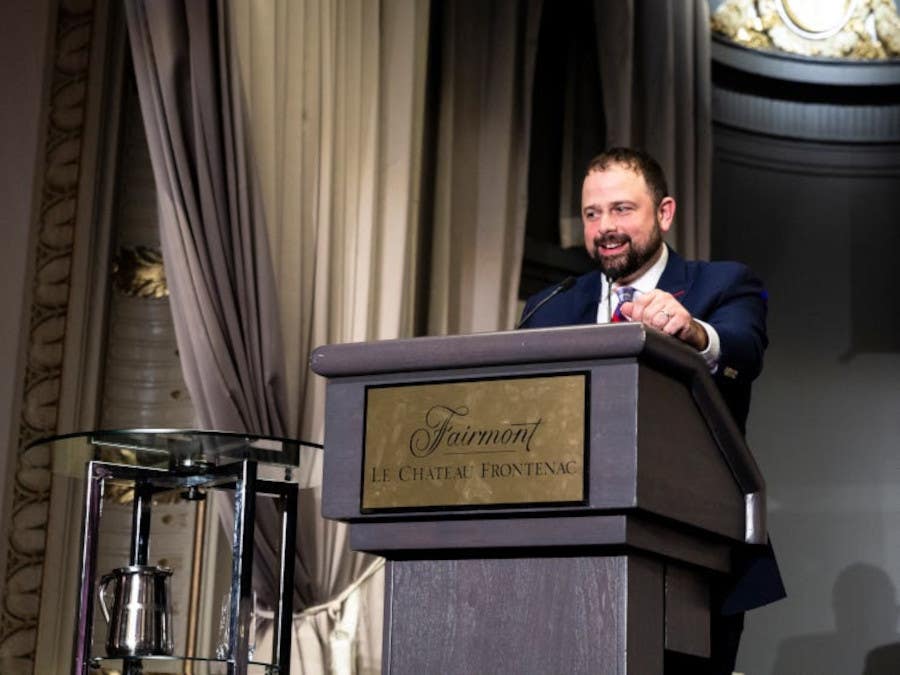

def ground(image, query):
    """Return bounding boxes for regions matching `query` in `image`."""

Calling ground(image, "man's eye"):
[584,210,597,219]
[613,205,631,214]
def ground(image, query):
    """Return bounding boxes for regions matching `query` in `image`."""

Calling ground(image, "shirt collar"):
[600,244,668,303]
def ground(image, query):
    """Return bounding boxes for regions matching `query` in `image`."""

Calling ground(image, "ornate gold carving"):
[111,246,169,298]
[712,0,900,59]
[0,0,96,670]
[875,0,900,54]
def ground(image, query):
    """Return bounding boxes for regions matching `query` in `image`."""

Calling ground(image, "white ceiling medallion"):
[775,0,858,40]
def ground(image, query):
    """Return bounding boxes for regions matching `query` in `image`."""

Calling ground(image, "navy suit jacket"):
[521,247,785,613]
[521,247,767,433]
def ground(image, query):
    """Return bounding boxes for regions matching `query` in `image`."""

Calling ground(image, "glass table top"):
[27,429,323,482]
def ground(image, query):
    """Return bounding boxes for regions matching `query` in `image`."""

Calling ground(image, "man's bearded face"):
[581,165,671,283]
[591,218,664,281]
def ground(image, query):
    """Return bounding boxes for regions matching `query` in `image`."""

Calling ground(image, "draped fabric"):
[124,0,311,661]
[229,0,429,441]
[230,0,540,669]
[124,0,287,435]
[428,0,543,334]
[594,0,712,260]
[124,1,375,671]
[228,0,429,672]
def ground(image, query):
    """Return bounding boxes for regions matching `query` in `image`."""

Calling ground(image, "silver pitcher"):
[98,565,174,657]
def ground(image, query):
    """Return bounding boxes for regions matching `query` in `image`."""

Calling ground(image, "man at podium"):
[520,147,785,674]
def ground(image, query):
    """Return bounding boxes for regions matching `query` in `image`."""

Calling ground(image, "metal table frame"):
[72,458,297,675]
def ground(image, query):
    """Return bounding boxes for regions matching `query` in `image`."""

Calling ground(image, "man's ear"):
[657,196,676,232]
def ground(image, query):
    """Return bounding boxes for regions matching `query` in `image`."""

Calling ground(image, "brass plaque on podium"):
[362,373,586,510]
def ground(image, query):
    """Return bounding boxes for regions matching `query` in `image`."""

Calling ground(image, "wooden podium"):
[310,323,766,674]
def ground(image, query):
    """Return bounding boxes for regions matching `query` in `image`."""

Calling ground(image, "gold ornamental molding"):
[0,0,96,670]
[112,245,169,298]
[712,0,900,59]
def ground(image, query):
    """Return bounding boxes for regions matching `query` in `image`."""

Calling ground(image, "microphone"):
[605,272,617,321]
[516,276,576,329]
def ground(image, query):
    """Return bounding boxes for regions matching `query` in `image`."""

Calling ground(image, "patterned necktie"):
[611,286,635,323]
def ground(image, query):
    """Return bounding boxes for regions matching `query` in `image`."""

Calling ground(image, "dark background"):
[711,34,900,673]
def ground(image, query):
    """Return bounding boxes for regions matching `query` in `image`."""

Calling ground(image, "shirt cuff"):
[694,319,721,373]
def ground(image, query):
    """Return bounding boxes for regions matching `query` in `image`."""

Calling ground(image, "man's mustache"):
[593,234,631,249]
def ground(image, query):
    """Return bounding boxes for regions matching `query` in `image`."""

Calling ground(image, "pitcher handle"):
[98,573,115,624]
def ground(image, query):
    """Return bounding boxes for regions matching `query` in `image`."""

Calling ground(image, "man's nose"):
[593,214,615,234]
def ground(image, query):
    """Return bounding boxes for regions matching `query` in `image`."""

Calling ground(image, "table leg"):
[72,462,110,675]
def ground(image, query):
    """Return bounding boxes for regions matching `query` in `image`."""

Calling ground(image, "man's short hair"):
[585,147,669,207]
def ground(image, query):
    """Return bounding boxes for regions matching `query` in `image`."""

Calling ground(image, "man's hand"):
[620,289,709,352]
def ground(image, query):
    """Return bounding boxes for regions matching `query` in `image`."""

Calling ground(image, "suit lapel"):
[657,245,692,299]
[574,271,602,324]
[564,252,693,326]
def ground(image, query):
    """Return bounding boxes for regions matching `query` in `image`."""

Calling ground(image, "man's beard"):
[592,223,663,282]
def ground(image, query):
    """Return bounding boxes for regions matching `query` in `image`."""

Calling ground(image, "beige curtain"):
[232,0,542,670]
[230,0,429,672]
[124,0,288,436]
[231,0,429,439]
[594,0,712,260]
[428,0,543,334]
